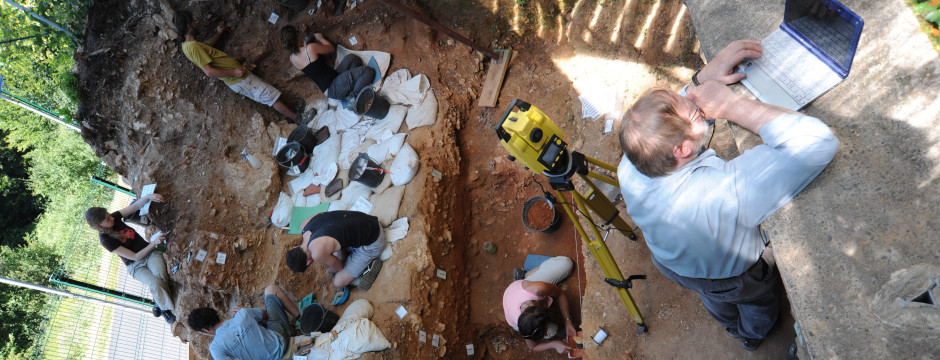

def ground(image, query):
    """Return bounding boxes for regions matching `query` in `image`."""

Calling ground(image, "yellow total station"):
[495,99,569,176]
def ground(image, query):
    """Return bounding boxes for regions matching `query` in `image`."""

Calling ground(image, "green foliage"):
[0,131,45,248]
[0,242,60,355]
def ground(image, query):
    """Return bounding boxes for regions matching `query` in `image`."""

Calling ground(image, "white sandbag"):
[368,186,404,227]
[387,217,409,244]
[380,69,410,91]
[333,319,392,354]
[371,167,393,195]
[313,107,362,132]
[309,162,338,187]
[309,299,390,360]
[288,168,315,195]
[380,70,430,105]
[379,246,392,261]
[291,190,306,207]
[365,105,408,141]
[338,131,363,168]
[366,133,406,164]
[304,193,322,208]
[340,181,373,209]
[328,200,347,212]
[405,90,437,130]
[389,143,419,186]
[270,192,292,227]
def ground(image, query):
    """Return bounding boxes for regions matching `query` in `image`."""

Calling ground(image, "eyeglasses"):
[686,101,715,128]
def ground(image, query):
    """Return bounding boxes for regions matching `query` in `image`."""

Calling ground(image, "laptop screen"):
[784,0,862,73]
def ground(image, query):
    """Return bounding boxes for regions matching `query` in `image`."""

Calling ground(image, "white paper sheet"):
[139,183,156,215]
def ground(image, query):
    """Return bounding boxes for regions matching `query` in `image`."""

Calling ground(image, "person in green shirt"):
[173,10,298,121]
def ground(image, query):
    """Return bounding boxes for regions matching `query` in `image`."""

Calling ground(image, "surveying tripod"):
[496,99,648,334]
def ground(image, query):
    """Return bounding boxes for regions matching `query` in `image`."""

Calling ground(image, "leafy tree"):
[0,242,60,356]
[0,130,45,248]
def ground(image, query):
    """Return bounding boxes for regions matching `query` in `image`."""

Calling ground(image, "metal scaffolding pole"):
[0,276,151,316]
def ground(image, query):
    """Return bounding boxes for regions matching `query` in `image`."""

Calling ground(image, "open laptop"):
[737,0,864,110]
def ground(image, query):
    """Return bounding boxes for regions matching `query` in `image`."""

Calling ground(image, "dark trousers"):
[652,255,780,339]
[327,55,376,100]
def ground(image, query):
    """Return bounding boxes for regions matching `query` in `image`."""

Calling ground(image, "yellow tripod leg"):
[552,189,647,333]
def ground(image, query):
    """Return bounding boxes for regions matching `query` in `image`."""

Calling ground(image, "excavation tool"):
[495,98,648,334]
[374,0,512,107]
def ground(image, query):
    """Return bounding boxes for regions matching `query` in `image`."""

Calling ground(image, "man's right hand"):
[696,39,762,86]
[231,68,246,78]
[686,81,740,120]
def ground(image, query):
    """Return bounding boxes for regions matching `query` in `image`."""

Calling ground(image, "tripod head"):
[495,98,571,177]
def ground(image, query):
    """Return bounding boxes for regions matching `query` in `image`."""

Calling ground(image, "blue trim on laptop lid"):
[781,0,864,79]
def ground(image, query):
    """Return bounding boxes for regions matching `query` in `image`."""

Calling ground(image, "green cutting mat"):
[288,203,330,234]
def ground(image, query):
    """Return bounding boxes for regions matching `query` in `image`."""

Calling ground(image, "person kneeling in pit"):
[188,285,300,360]
[285,211,385,292]
[280,25,376,102]
[502,256,579,357]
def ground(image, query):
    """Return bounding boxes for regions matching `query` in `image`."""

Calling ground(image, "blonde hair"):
[619,89,697,177]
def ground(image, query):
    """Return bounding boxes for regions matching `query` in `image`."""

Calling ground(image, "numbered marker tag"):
[268,12,279,24]
[604,118,614,133]
[348,36,358,45]
[436,269,446,280]
[466,344,474,356]
[195,249,208,262]
[395,305,407,319]
[418,330,427,343]
[431,334,440,348]
[216,252,227,264]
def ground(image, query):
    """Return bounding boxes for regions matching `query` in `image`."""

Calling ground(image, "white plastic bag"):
[270,192,293,227]
[390,143,419,186]
[386,217,409,244]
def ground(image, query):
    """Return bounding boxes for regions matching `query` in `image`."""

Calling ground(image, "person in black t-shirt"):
[284,211,386,291]
[84,193,177,324]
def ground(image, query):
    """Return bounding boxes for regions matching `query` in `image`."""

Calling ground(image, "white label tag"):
[418,330,426,343]
[268,12,279,24]
[431,334,440,348]
[436,269,446,280]
[195,249,208,262]
[348,36,358,46]
[216,252,227,264]
[466,344,474,355]
[604,118,614,133]
[395,305,407,319]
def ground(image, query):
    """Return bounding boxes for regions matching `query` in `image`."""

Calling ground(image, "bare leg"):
[272,100,297,120]
[264,285,300,319]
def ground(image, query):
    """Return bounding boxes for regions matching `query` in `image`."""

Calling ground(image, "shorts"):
[343,227,387,278]
[525,256,574,285]
[228,73,282,107]
[264,294,291,355]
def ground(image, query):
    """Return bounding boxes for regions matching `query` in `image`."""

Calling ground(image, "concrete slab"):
[682,0,940,358]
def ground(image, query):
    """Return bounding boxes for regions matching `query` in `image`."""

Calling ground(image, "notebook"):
[737,0,864,110]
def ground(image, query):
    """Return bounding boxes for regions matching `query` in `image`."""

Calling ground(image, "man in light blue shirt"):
[187,285,300,360]
[617,40,839,351]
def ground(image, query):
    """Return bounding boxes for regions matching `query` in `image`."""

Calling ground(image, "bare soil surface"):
[76,0,796,358]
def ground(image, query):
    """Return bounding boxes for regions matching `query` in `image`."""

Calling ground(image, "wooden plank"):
[477,49,514,107]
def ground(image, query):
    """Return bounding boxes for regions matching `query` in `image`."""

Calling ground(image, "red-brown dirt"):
[76,0,797,359]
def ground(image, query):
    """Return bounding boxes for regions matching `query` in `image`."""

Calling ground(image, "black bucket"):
[522,196,561,232]
[278,0,309,12]
[348,153,385,188]
[354,87,391,119]
[299,304,339,334]
[275,142,309,173]
[288,124,317,154]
